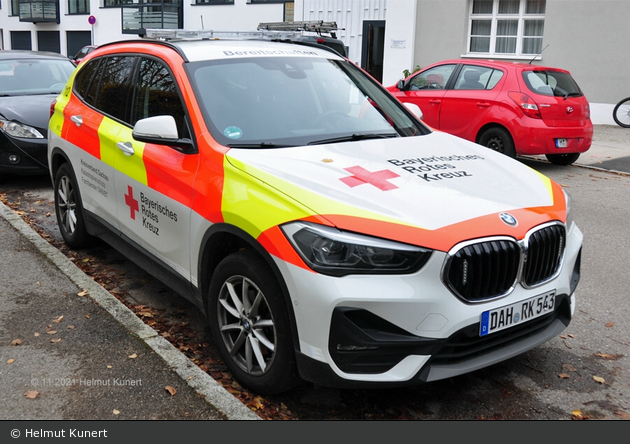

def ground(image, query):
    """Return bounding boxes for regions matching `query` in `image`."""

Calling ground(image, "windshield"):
[188,56,429,147]
[0,58,76,96]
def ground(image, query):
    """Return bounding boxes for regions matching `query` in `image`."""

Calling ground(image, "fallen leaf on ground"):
[595,353,617,360]
[53,316,64,323]
[6,359,15,364]
[605,322,614,327]
[47,331,57,335]
[568,334,575,338]
[11,339,22,346]
[558,373,570,379]
[25,390,39,399]
[128,353,138,359]
[50,338,61,343]
[113,409,120,415]
[614,411,630,420]
[34,332,40,337]
[165,386,177,396]
[593,375,605,384]
[77,291,88,297]
[571,409,583,420]
[67,325,75,330]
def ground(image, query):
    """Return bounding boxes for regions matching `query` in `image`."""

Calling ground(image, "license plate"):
[556,138,568,148]
[480,290,556,337]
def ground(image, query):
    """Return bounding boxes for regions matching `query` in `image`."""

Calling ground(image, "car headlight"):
[0,118,44,139]
[563,189,574,229]
[281,221,432,276]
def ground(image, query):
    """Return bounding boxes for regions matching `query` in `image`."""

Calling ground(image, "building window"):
[468,0,545,56]
[68,0,88,14]
[193,0,234,5]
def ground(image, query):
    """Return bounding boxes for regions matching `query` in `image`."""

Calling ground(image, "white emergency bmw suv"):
[48,29,582,395]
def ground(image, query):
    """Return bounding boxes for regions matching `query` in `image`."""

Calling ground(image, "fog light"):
[8,154,20,164]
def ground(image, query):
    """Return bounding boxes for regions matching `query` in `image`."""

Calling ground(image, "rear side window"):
[74,59,101,105]
[453,65,504,90]
[522,70,583,98]
[95,56,136,122]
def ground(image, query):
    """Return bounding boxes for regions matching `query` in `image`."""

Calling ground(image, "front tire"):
[545,152,580,166]
[478,127,516,158]
[54,163,93,248]
[208,250,299,395]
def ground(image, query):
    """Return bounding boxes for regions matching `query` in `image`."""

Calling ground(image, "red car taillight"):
[50,99,57,119]
[508,91,541,119]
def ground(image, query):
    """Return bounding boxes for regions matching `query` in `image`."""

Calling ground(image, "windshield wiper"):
[226,142,293,148]
[307,132,398,145]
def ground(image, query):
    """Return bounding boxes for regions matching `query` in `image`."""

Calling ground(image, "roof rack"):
[144,29,302,42]
[257,21,344,36]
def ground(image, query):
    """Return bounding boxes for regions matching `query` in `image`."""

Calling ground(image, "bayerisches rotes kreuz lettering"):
[387,154,484,182]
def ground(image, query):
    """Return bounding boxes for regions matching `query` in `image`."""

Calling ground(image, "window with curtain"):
[468,0,545,57]
[68,0,89,14]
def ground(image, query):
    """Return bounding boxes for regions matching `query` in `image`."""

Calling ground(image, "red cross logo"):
[340,166,400,191]
[124,185,139,220]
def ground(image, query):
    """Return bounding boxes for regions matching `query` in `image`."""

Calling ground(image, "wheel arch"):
[197,223,301,351]
[474,122,513,145]
[48,146,72,179]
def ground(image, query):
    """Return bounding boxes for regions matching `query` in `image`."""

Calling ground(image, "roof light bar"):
[144,29,303,41]
[258,21,344,34]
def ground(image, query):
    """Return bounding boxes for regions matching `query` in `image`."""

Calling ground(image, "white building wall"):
[294,0,388,67]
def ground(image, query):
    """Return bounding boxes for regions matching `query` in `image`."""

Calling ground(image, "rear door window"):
[453,65,504,90]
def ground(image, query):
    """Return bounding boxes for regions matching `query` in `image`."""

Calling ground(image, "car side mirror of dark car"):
[132,115,194,150]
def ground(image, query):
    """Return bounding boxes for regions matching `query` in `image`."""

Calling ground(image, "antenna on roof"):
[529,44,549,64]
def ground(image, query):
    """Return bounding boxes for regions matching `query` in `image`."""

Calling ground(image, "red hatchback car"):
[386,59,593,165]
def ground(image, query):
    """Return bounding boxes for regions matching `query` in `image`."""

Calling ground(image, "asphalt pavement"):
[0,125,628,422]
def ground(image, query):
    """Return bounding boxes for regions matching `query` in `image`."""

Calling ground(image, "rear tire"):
[208,250,300,395]
[478,127,516,158]
[54,163,93,248]
[545,153,580,166]
[613,97,630,128]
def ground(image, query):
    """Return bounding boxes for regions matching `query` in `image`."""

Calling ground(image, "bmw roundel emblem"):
[499,212,518,227]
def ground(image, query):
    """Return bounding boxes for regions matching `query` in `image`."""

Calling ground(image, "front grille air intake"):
[443,222,566,302]
[444,239,520,302]
[523,224,565,287]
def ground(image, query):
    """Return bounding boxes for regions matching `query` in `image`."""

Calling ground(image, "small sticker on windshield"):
[224,126,243,139]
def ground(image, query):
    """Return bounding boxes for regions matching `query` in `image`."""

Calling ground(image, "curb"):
[0,200,261,421]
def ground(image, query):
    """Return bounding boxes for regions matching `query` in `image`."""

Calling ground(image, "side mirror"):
[132,115,193,149]
[403,102,423,120]
[397,79,406,90]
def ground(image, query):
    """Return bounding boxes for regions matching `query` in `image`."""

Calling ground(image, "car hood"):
[0,94,57,131]
[224,131,566,250]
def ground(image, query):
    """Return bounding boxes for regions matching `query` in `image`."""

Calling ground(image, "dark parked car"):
[70,45,97,65]
[0,51,76,176]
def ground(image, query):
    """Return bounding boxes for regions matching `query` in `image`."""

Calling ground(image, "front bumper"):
[0,133,49,175]
[277,223,582,388]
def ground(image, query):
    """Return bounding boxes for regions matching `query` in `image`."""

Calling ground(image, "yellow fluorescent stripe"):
[532,169,555,201]
[98,118,147,185]
[222,156,417,238]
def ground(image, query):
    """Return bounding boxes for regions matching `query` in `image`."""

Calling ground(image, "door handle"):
[70,115,83,126]
[116,141,135,156]
[476,102,490,108]
[429,100,441,105]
